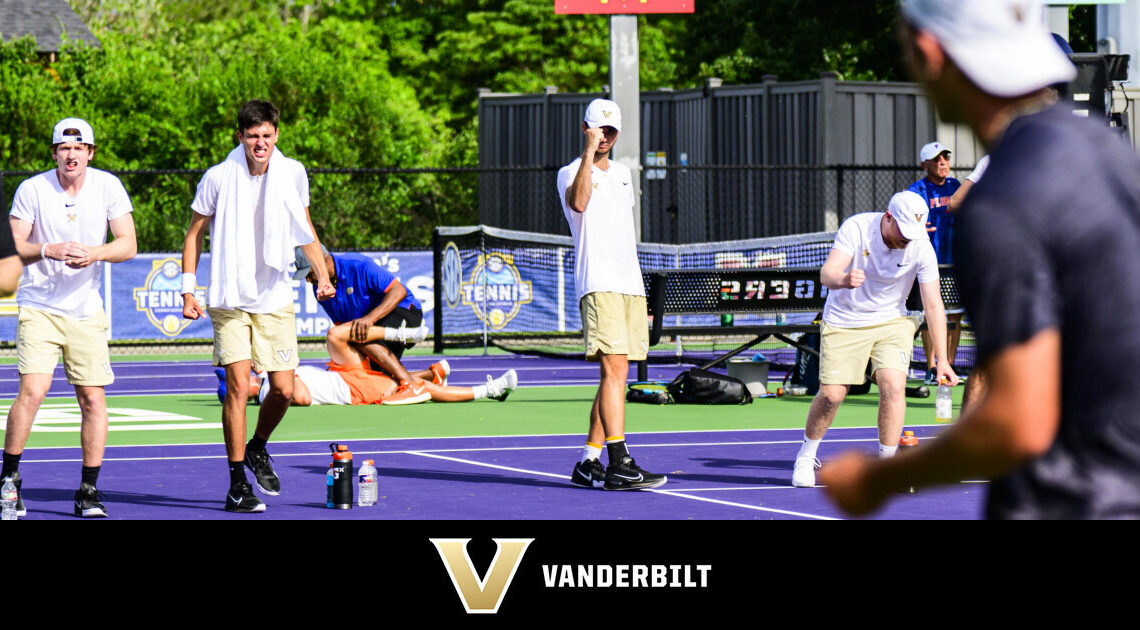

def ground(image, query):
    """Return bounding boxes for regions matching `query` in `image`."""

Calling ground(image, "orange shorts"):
[328,361,397,405]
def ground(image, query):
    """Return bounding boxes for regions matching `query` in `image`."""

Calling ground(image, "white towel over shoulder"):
[208,145,314,308]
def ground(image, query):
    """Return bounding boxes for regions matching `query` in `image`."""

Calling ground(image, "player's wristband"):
[40,243,48,260]
[181,272,197,296]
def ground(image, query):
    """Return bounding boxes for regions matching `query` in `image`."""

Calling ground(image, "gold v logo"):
[431,538,534,614]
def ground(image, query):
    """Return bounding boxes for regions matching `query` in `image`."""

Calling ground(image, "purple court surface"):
[0,354,984,520]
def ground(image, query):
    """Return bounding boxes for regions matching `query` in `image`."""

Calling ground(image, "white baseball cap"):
[919,141,951,162]
[584,98,622,132]
[52,117,95,145]
[887,191,930,241]
[899,0,1076,98]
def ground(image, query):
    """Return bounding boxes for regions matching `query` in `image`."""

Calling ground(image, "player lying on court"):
[252,361,516,407]
[218,321,517,405]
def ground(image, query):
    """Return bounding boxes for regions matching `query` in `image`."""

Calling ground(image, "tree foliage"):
[6,0,1090,249]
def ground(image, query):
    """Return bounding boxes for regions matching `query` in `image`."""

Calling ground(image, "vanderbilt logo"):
[431,538,534,614]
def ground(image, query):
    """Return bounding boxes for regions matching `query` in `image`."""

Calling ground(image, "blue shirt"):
[314,253,421,323]
[907,176,961,264]
[955,103,1140,519]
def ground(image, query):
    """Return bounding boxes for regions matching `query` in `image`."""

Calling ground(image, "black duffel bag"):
[667,368,753,405]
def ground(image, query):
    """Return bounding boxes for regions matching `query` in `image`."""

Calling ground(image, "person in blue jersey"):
[908,141,961,265]
[823,0,1140,520]
[909,141,963,383]
[294,245,436,405]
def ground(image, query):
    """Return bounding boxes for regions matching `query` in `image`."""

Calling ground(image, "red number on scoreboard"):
[554,0,695,14]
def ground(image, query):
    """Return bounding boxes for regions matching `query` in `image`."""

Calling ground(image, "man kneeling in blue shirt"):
[295,246,437,405]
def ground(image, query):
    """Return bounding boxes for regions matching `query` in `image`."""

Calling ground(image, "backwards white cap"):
[52,118,95,145]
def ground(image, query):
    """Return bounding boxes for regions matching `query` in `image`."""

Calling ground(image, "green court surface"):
[0,383,964,449]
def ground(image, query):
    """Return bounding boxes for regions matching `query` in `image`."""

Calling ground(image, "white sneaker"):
[486,369,518,402]
[792,456,821,488]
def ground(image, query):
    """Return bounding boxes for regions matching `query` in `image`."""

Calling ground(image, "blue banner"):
[0,251,435,342]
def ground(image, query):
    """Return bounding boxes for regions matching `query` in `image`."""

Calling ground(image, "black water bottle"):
[329,442,354,509]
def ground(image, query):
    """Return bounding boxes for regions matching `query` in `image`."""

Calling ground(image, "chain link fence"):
[3,164,972,249]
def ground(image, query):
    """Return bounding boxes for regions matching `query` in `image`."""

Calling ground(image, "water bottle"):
[899,430,919,494]
[358,460,378,507]
[325,464,335,509]
[1,477,17,521]
[329,442,354,509]
[935,381,954,423]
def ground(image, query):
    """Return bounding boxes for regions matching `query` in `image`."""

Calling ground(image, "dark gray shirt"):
[955,103,1140,519]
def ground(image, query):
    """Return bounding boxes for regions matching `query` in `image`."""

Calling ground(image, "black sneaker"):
[224,481,266,513]
[2,472,26,517]
[570,459,607,488]
[244,447,281,496]
[604,456,668,491]
[73,482,108,518]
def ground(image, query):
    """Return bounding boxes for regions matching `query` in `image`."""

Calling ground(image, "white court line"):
[404,451,838,521]
[5,424,912,452]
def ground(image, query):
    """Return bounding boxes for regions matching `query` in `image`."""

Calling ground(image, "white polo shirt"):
[10,168,133,319]
[556,158,645,302]
[823,212,939,328]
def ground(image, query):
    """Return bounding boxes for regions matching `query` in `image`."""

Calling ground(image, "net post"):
[432,227,444,353]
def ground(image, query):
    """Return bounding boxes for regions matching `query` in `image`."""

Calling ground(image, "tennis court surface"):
[0,353,983,520]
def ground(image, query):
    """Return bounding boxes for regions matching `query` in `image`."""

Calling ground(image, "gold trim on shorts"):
[16,307,114,386]
[819,317,917,385]
[209,305,299,372]
[580,292,649,362]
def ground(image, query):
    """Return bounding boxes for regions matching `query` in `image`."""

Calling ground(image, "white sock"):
[581,443,603,463]
[879,443,898,458]
[472,384,489,399]
[797,434,822,460]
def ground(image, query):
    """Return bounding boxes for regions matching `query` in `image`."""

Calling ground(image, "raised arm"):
[820,248,862,290]
[565,127,605,213]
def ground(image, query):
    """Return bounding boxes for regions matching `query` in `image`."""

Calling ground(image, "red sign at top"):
[555,0,694,14]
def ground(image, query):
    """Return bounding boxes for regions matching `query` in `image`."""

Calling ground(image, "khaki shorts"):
[209,305,299,372]
[819,317,916,385]
[17,307,113,386]
[580,292,649,362]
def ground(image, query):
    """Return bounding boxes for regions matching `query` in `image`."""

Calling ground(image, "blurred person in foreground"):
[822,0,1140,519]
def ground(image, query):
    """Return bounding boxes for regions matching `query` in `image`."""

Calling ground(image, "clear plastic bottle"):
[1,477,17,521]
[935,382,954,423]
[358,460,378,507]
[326,464,335,509]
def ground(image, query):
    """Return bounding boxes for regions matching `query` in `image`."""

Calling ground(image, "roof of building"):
[0,0,100,52]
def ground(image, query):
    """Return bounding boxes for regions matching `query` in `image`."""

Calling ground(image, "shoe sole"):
[382,392,431,405]
[251,479,281,497]
[75,506,108,517]
[791,479,816,488]
[604,476,668,491]
[224,503,267,513]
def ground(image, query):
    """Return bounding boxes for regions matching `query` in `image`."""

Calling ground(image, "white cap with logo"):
[52,118,95,145]
[899,0,1076,98]
[887,190,930,241]
[919,141,951,162]
[584,98,622,132]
